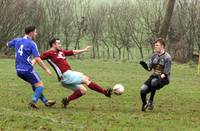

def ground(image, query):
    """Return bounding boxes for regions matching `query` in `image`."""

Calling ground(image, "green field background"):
[0,59,200,131]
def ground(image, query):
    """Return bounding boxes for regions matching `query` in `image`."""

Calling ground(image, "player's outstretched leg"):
[82,75,113,98]
[105,87,113,97]
[61,97,69,108]
[62,86,86,108]
[88,81,113,97]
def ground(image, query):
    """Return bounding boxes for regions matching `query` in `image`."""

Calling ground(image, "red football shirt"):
[40,49,74,80]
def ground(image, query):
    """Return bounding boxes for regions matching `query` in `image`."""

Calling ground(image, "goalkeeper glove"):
[139,61,150,71]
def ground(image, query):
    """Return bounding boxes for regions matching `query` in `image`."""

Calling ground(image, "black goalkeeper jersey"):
[148,52,172,80]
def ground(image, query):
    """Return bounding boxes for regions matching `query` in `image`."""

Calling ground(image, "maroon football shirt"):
[40,49,74,80]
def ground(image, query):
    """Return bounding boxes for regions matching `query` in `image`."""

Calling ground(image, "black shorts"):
[144,75,169,90]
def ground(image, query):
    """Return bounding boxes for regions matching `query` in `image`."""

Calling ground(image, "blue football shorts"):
[60,70,83,91]
[17,69,41,85]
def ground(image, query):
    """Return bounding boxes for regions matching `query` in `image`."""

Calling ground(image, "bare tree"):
[73,0,90,51]
[60,0,75,49]
[107,7,123,60]
[136,0,164,52]
[0,0,41,54]
[107,2,133,60]
[169,0,199,62]
[159,0,176,39]
[36,0,62,52]
[87,4,108,59]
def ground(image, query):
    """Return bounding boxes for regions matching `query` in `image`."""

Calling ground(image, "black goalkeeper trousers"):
[141,75,169,104]
[144,75,169,90]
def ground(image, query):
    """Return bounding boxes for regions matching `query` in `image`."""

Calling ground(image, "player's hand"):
[45,68,52,76]
[139,61,146,65]
[84,46,92,52]
[31,59,36,66]
[139,61,149,71]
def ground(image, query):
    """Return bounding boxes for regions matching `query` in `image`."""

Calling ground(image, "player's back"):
[8,37,39,72]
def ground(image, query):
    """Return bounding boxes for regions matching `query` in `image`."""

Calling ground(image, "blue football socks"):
[32,86,44,103]
[32,86,47,103]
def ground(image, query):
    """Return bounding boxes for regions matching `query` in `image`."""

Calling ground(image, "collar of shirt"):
[158,52,165,57]
[23,35,31,40]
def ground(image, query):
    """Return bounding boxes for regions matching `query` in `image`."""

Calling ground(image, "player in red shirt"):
[38,38,113,108]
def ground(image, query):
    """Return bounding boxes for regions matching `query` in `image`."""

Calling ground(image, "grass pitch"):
[0,59,200,130]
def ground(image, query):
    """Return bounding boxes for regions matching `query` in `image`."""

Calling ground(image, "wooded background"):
[0,0,199,62]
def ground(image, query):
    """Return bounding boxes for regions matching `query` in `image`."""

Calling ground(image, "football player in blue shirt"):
[6,25,56,109]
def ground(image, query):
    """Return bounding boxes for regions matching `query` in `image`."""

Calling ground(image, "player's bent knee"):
[83,74,89,79]
[79,86,87,95]
[82,76,91,85]
[34,81,43,87]
[151,78,159,87]
[140,84,149,94]
[85,75,90,81]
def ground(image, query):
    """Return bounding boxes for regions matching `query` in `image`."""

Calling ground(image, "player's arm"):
[161,57,172,79]
[139,54,154,71]
[6,39,17,48]
[139,61,151,71]
[34,57,52,76]
[73,46,92,55]
[32,43,52,76]
[32,51,52,76]
[5,39,17,55]
[6,41,12,48]
[32,52,48,66]
[31,59,36,65]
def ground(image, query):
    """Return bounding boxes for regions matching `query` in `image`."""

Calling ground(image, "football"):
[113,84,124,95]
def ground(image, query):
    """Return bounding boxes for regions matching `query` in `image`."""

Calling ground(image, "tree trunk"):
[96,41,100,59]
[159,0,176,39]
[118,48,121,60]
[91,38,96,59]
[123,47,126,60]
[126,47,133,61]
[139,47,144,59]
[112,45,115,59]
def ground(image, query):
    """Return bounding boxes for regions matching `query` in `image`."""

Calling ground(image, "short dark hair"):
[49,38,60,47]
[153,38,165,47]
[25,25,36,34]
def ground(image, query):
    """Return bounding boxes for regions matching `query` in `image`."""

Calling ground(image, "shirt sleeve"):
[7,38,18,48]
[163,57,172,75]
[40,51,51,60]
[31,42,40,58]
[63,50,74,56]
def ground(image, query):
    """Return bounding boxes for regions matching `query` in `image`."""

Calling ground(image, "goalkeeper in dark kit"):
[139,38,172,112]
